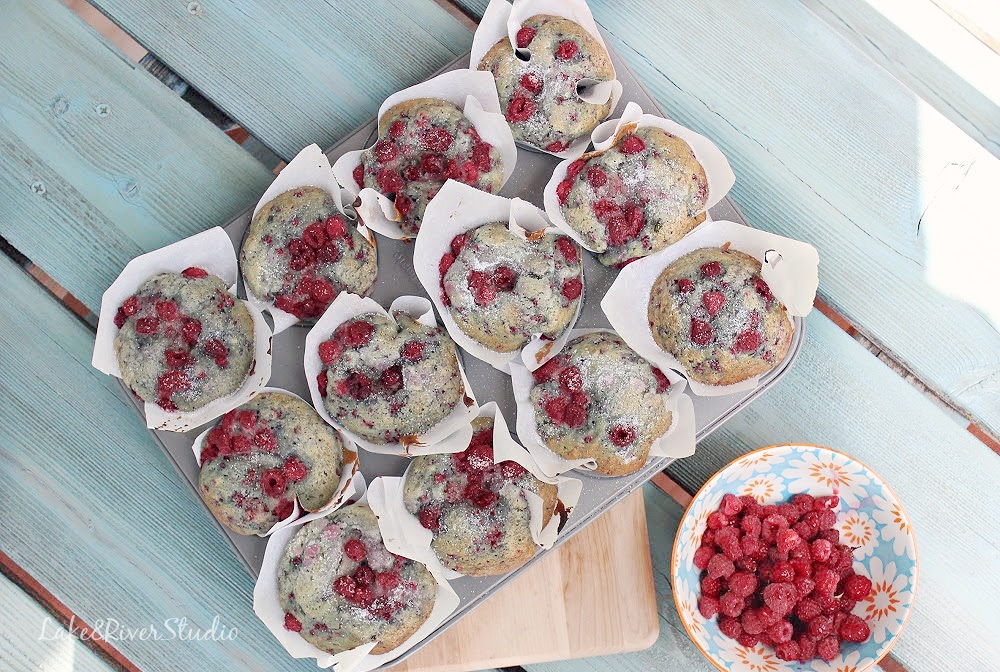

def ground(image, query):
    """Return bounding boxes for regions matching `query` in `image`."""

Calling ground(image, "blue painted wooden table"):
[2,0,999,670]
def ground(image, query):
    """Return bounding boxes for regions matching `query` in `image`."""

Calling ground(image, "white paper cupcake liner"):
[242,144,377,335]
[601,219,819,397]
[542,101,736,256]
[190,386,361,537]
[470,0,624,159]
[384,401,582,578]
[252,484,459,672]
[304,293,478,455]
[511,327,696,477]
[331,69,517,241]
[91,227,273,432]
[412,180,584,373]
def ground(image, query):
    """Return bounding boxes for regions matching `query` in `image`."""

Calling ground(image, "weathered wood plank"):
[0,0,273,311]
[801,0,1000,158]
[87,0,474,160]
[0,574,114,672]
[0,256,315,670]
[454,0,1000,439]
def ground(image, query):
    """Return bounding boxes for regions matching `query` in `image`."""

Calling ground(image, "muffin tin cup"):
[92,227,273,432]
[190,386,362,537]
[470,0,624,160]
[331,69,518,241]
[253,488,460,672]
[542,101,737,257]
[242,144,377,335]
[413,180,585,374]
[510,327,696,478]
[602,219,819,397]
[304,293,479,455]
[389,401,583,579]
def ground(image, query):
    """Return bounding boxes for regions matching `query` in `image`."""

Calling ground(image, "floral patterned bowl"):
[671,444,917,672]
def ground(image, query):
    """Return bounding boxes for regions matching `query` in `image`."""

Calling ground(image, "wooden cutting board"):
[388,489,658,671]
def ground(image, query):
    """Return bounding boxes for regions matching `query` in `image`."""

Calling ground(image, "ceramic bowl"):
[671,444,917,671]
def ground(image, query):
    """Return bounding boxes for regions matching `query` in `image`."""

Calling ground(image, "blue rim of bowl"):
[669,443,919,672]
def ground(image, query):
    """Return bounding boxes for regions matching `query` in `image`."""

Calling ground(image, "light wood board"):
[388,489,658,672]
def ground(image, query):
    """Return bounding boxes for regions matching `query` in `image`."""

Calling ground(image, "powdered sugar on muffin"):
[647,247,793,386]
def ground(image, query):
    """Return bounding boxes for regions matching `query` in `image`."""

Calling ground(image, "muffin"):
[277,504,437,655]
[315,311,465,444]
[555,126,709,266]
[528,332,673,476]
[403,416,558,575]
[198,391,346,535]
[352,98,504,237]
[438,222,583,353]
[241,186,377,320]
[478,14,614,153]
[647,247,794,385]
[113,268,254,412]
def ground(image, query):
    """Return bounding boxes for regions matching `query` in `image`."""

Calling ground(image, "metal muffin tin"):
[122,48,803,666]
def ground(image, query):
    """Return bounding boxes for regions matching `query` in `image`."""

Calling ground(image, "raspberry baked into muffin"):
[555,127,709,266]
[478,15,614,153]
[315,311,465,444]
[113,268,254,412]
[278,504,437,655]
[439,222,583,353]
[241,186,377,321]
[647,247,793,386]
[353,98,504,237]
[198,391,346,535]
[403,416,558,575]
[528,332,674,476]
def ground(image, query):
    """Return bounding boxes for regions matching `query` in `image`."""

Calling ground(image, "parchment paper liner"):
[332,69,517,241]
[510,328,696,477]
[190,386,361,537]
[253,481,460,672]
[542,101,736,254]
[92,227,273,432]
[470,0,624,159]
[602,219,819,397]
[243,144,377,335]
[383,401,582,579]
[304,293,478,455]
[413,180,584,373]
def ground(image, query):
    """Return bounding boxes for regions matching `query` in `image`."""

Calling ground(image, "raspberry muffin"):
[353,98,504,237]
[647,247,794,386]
[198,391,346,535]
[438,223,583,353]
[403,416,558,575]
[316,311,465,444]
[478,15,614,153]
[278,504,437,655]
[113,268,254,412]
[528,332,673,476]
[241,186,377,321]
[555,126,709,266]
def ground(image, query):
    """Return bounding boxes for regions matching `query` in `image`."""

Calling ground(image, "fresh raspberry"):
[618,134,646,154]
[794,576,816,598]
[700,575,722,597]
[763,582,797,616]
[353,565,375,586]
[707,553,735,579]
[261,469,287,498]
[768,619,794,644]
[586,166,607,188]
[815,495,840,510]
[843,574,872,600]
[339,320,375,346]
[737,632,759,648]
[734,329,763,353]
[816,636,840,661]
[506,95,536,122]
[811,538,833,563]
[556,178,573,205]
[352,163,365,188]
[400,340,425,361]
[796,636,817,661]
[690,318,714,346]
[700,261,723,278]
[719,592,745,618]
[838,597,857,613]
[561,277,583,300]
[558,366,583,392]
[676,278,695,294]
[693,545,714,570]
[774,640,800,661]
[776,529,802,553]
[181,267,208,279]
[795,597,823,623]
[817,529,840,546]
[793,520,817,541]
[519,72,543,94]
[698,596,720,619]
[492,265,518,291]
[376,571,400,593]
[515,26,536,48]
[720,493,743,517]
[838,614,870,642]
[651,366,671,393]
[740,515,762,538]
[555,40,579,59]
[555,237,578,264]
[418,505,441,531]
[705,511,728,531]
[283,613,302,632]
[727,572,757,598]
[740,609,765,635]
[344,539,367,562]
[719,616,743,639]
[808,614,835,639]
[608,424,636,447]
[566,159,587,180]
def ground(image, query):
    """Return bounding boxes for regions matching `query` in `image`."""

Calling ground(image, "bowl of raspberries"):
[671,444,917,671]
